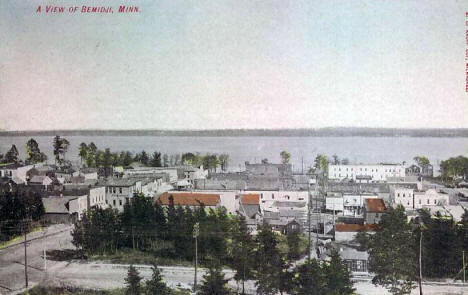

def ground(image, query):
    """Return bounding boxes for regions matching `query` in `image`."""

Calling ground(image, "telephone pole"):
[193,222,200,291]
[22,220,29,288]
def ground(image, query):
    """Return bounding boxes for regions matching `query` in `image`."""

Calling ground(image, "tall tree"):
[324,250,355,295]
[150,152,162,167]
[314,154,329,174]
[145,263,170,295]
[413,156,430,167]
[255,224,286,295]
[293,259,326,295]
[78,142,88,165]
[358,206,417,295]
[162,154,169,167]
[218,154,229,171]
[286,232,303,261]
[197,265,231,295]
[26,138,47,164]
[5,144,19,163]
[231,216,255,294]
[52,136,69,166]
[125,265,143,295]
[280,151,291,165]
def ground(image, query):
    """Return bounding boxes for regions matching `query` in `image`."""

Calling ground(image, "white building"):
[245,190,309,211]
[102,178,143,211]
[390,187,449,210]
[326,193,379,216]
[328,163,405,182]
[390,187,415,209]
[414,189,449,209]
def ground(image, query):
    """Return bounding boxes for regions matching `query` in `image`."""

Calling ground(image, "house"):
[414,189,449,209]
[391,187,449,210]
[390,186,415,209]
[101,178,143,211]
[238,194,262,232]
[42,195,88,223]
[29,175,53,190]
[157,192,221,209]
[337,245,370,273]
[328,163,405,183]
[334,223,379,243]
[55,168,76,183]
[61,184,107,209]
[363,198,386,224]
[77,168,98,180]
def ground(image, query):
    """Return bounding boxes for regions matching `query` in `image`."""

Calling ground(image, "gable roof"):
[30,175,52,184]
[365,198,386,213]
[241,194,259,205]
[157,192,220,206]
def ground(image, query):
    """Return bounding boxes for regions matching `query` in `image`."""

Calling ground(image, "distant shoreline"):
[1,128,468,137]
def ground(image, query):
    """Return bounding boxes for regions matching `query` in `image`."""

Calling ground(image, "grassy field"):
[21,285,190,295]
[0,226,42,250]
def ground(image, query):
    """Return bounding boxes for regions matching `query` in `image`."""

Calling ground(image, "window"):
[119,187,123,194]
[403,193,405,197]
[427,199,429,204]
[119,199,122,206]
[434,199,437,204]
[261,193,263,199]
[113,200,116,206]
[419,199,421,204]
[397,193,400,197]
[126,197,130,204]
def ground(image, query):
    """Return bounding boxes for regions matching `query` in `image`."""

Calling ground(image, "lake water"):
[1,136,467,172]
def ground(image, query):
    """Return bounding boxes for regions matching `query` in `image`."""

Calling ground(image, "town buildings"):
[328,163,405,182]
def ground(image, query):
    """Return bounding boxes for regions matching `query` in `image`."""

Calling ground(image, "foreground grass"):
[22,285,190,295]
[21,286,124,295]
[89,249,194,267]
[0,226,42,250]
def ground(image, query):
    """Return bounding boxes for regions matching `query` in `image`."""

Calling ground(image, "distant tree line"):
[72,194,353,294]
[440,155,468,182]
[0,190,45,241]
[78,142,229,172]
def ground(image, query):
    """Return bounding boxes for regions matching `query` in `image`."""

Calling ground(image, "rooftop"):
[365,198,386,213]
[241,194,260,205]
[335,223,380,232]
[157,192,220,206]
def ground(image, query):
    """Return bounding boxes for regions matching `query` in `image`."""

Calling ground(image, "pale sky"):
[1,0,468,131]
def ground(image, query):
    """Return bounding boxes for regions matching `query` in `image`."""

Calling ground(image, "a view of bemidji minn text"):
[1,1,468,295]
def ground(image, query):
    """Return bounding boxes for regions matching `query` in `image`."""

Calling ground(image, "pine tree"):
[324,250,354,295]
[293,259,326,295]
[231,216,255,294]
[360,206,417,295]
[197,265,231,295]
[26,138,46,164]
[125,265,143,295]
[5,144,19,163]
[145,263,170,295]
[150,152,162,167]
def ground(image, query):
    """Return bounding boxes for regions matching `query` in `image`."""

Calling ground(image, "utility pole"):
[463,250,466,285]
[308,181,312,260]
[419,229,423,295]
[43,225,48,271]
[23,220,29,288]
[193,222,200,291]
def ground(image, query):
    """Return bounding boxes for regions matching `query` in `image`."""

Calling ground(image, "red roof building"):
[241,194,260,205]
